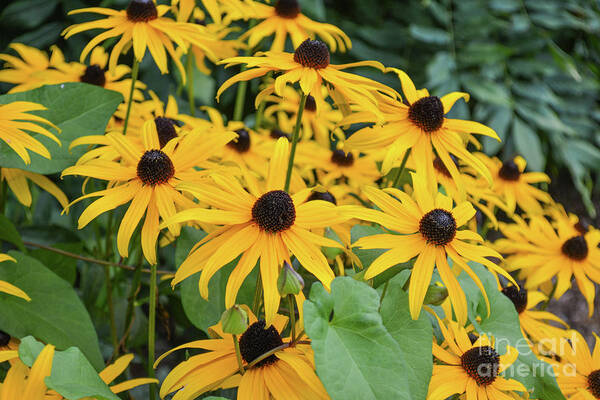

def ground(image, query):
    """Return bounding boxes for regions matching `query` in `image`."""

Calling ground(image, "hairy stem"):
[284,93,307,192]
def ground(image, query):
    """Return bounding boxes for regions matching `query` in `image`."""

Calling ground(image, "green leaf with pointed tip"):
[0,251,104,370]
[0,214,25,251]
[304,277,411,400]
[0,83,122,173]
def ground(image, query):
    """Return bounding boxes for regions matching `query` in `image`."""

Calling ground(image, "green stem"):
[121,249,144,355]
[283,93,307,192]
[255,99,267,129]
[148,262,157,400]
[252,273,263,316]
[186,54,195,116]
[233,73,248,122]
[287,295,296,341]
[104,267,119,354]
[122,58,139,136]
[391,148,412,188]
[232,334,245,375]
[379,280,390,310]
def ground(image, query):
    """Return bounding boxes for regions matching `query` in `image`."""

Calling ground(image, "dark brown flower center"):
[136,149,175,185]
[419,209,456,246]
[461,346,500,386]
[274,0,300,18]
[228,129,251,153]
[126,0,158,22]
[252,190,296,233]
[331,149,354,167]
[561,235,588,260]
[498,160,520,181]
[575,219,590,234]
[0,330,10,347]
[408,96,444,133]
[307,190,337,205]
[294,39,330,70]
[588,370,600,398]
[154,117,177,148]
[270,129,290,140]
[239,320,284,367]
[80,64,106,87]
[304,95,317,112]
[501,285,528,314]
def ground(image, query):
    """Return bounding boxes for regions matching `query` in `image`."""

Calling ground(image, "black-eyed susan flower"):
[160,138,347,323]
[0,102,60,165]
[475,153,552,216]
[0,45,145,101]
[241,0,351,53]
[495,214,600,317]
[0,254,30,301]
[216,39,397,118]
[347,173,515,324]
[62,0,218,79]
[62,122,236,264]
[343,69,499,196]
[1,168,68,209]
[552,330,600,400]
[155,308,329,400]
[428,316,526,400]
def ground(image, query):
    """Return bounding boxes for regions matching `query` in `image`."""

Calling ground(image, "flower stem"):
[233,69,248,122]
[284,93,307,192]
[104,267,119,354]
[391,148,412,188]
[122,58,139,136]
[379,280,390,310]
[287,295,296,341]
[186,54,195,116]
[255,99,267,129]
[232,334,245,375]
[252,273,263,316]
[148,262,158,400]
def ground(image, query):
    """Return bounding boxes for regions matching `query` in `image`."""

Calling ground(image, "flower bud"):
[220,305,248,335]
[277,262,304,296]
[424,284,448,306]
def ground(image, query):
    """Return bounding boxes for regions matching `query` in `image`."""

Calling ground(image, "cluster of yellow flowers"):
[0,0,599,399]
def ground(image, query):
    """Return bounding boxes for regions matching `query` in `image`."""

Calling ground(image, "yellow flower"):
[475,154,552,216]
[428,315,526,400]
[62,0,218,80]
[1,168,68,208]
[0,102,60,165]
[0,254,30,301]
[62,121,236,264]
[343,69,500,197]
[347,173,515,324]
[160,138,347,323]
[155,308,329,400]
[240,0,351,53]
[552,330,600,400]
[495,214,600,317]
[0,44,145,101]
[216,39,397,119]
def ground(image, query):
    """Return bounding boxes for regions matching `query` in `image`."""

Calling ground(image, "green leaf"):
[18,336,119,400]
[304,277,411,400]
[0,214,25,251]
[0,0,58,29]
[0,83,122,174]
[29,243,81,285]
[461,77,512,107]
[380,273,433,400]
[177,228,256,332]
[512,117,545,171]
[409,25,450,45]
[482,106,512,155]
[457,263,564,399]
[0,251,104,370]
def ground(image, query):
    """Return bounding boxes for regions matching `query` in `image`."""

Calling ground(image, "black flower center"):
[498,160,520,181]
[80,64,106,87]
[331,149,354,167]
[228,129,251,153]
[154,117,177,148]
[461,346,500,386]
[304,95,317,112]
[561,235,588,261]
[294,39,330,70]
[419,209,457,246]
[270,129,290,140]
[588,370,600,398]
[252,190,296,233]
[307,190,337,205]
[501,285,528,314]
[408,96,444,133]
[575,219,590,235]
[274,0,300,18]
[137,149,175,186]
[0,330,10,347]
[126,0,158,22]
[239,320,284,367]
